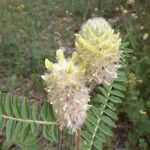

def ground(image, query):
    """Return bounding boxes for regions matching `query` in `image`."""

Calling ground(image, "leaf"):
[41,102,55,121]
[85,121,95,133]
[50,125,58,143]
[97,94,106,104]
[32,104,38,120]
[99,124,113,136]
[22,124,31,141]
[93,139,102,150]
[21,98,30,119]
[91,106,100,118]
[104,109,118,120]
[87,114,98,125]
[81,139,89,149]
[101,116,116,128]
[43,125,50,140]
[107,103,116,111]
[113,83,126,91]
[6,120,15,142]
[81,131,91,142]
[15,122,23,137]
[31,123,38,135]
[5,93,13,116]
[116,75,127,81]
[13,96,21,118]
[96,133,106,143]
[16,135,38,150]
[111,90,124,98]
[109,96,122,103]
[103,85,111,92]
[99,87,108,97]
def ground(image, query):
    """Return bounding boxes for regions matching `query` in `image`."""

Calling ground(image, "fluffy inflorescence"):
[42,17,122,131]
[42,49,90,132]
[74,17,122,85]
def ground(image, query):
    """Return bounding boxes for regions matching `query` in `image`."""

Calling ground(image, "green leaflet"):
[104,109,118,120]
[101,116,116,128]
[13,96,21,118]
[22,124,31,141]
[43,125,50,140]
[41,102,55,121]
[111,90,124,98]
[113,83,126,91]
[99,87,108,97]
[5,93,13,116]
[81,131,91,142]
[99,124,113,136]
[32,104,38,120]
[97,94,107,104]
[6,120,15,142]
[50,125,58,143]
[15,122,23,137]
[93,139,102,150]
[31,123,38,135]
[21,98,30,119]
[109,96,122,103]
[107,102,116,111]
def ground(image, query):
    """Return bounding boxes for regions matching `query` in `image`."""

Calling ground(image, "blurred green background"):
[0,0,150,149]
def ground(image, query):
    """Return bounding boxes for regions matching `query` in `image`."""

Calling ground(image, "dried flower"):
[74,17,121,85]
[42,49,90,132]
[143,33,149,40]
[131,13,138,19]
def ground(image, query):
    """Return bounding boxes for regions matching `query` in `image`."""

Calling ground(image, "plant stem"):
[2,115,56,125]
[76,129,80,150]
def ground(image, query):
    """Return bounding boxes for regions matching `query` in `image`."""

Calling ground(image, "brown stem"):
[76,129,80,150]
[58,130,62,150]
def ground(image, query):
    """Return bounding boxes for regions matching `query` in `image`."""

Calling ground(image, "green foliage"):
[0,93,58,149]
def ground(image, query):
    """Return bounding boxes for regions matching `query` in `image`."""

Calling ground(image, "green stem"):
[2,115,56,125]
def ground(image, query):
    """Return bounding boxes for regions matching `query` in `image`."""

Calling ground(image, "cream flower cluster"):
[42,49,90,132]
[42,17,122,131]
[74,17,121,85]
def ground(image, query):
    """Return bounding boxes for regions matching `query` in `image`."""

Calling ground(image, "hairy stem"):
[2,115,56,125]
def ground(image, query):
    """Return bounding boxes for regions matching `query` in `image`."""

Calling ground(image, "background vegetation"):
[0,0,150,149]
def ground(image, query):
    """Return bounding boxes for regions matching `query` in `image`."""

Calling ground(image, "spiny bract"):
[41,49,90,132]
[74,17,122,85]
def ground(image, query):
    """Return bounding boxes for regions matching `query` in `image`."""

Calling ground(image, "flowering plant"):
[0,17,131,150]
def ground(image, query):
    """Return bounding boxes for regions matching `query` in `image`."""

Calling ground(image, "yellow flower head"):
[74,17,122,85]
[75,17,121,60]
[42,49,85,84]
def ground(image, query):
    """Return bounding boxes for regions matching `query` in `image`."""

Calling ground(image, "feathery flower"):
[42,49,90,132]
[74,17,122,85]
